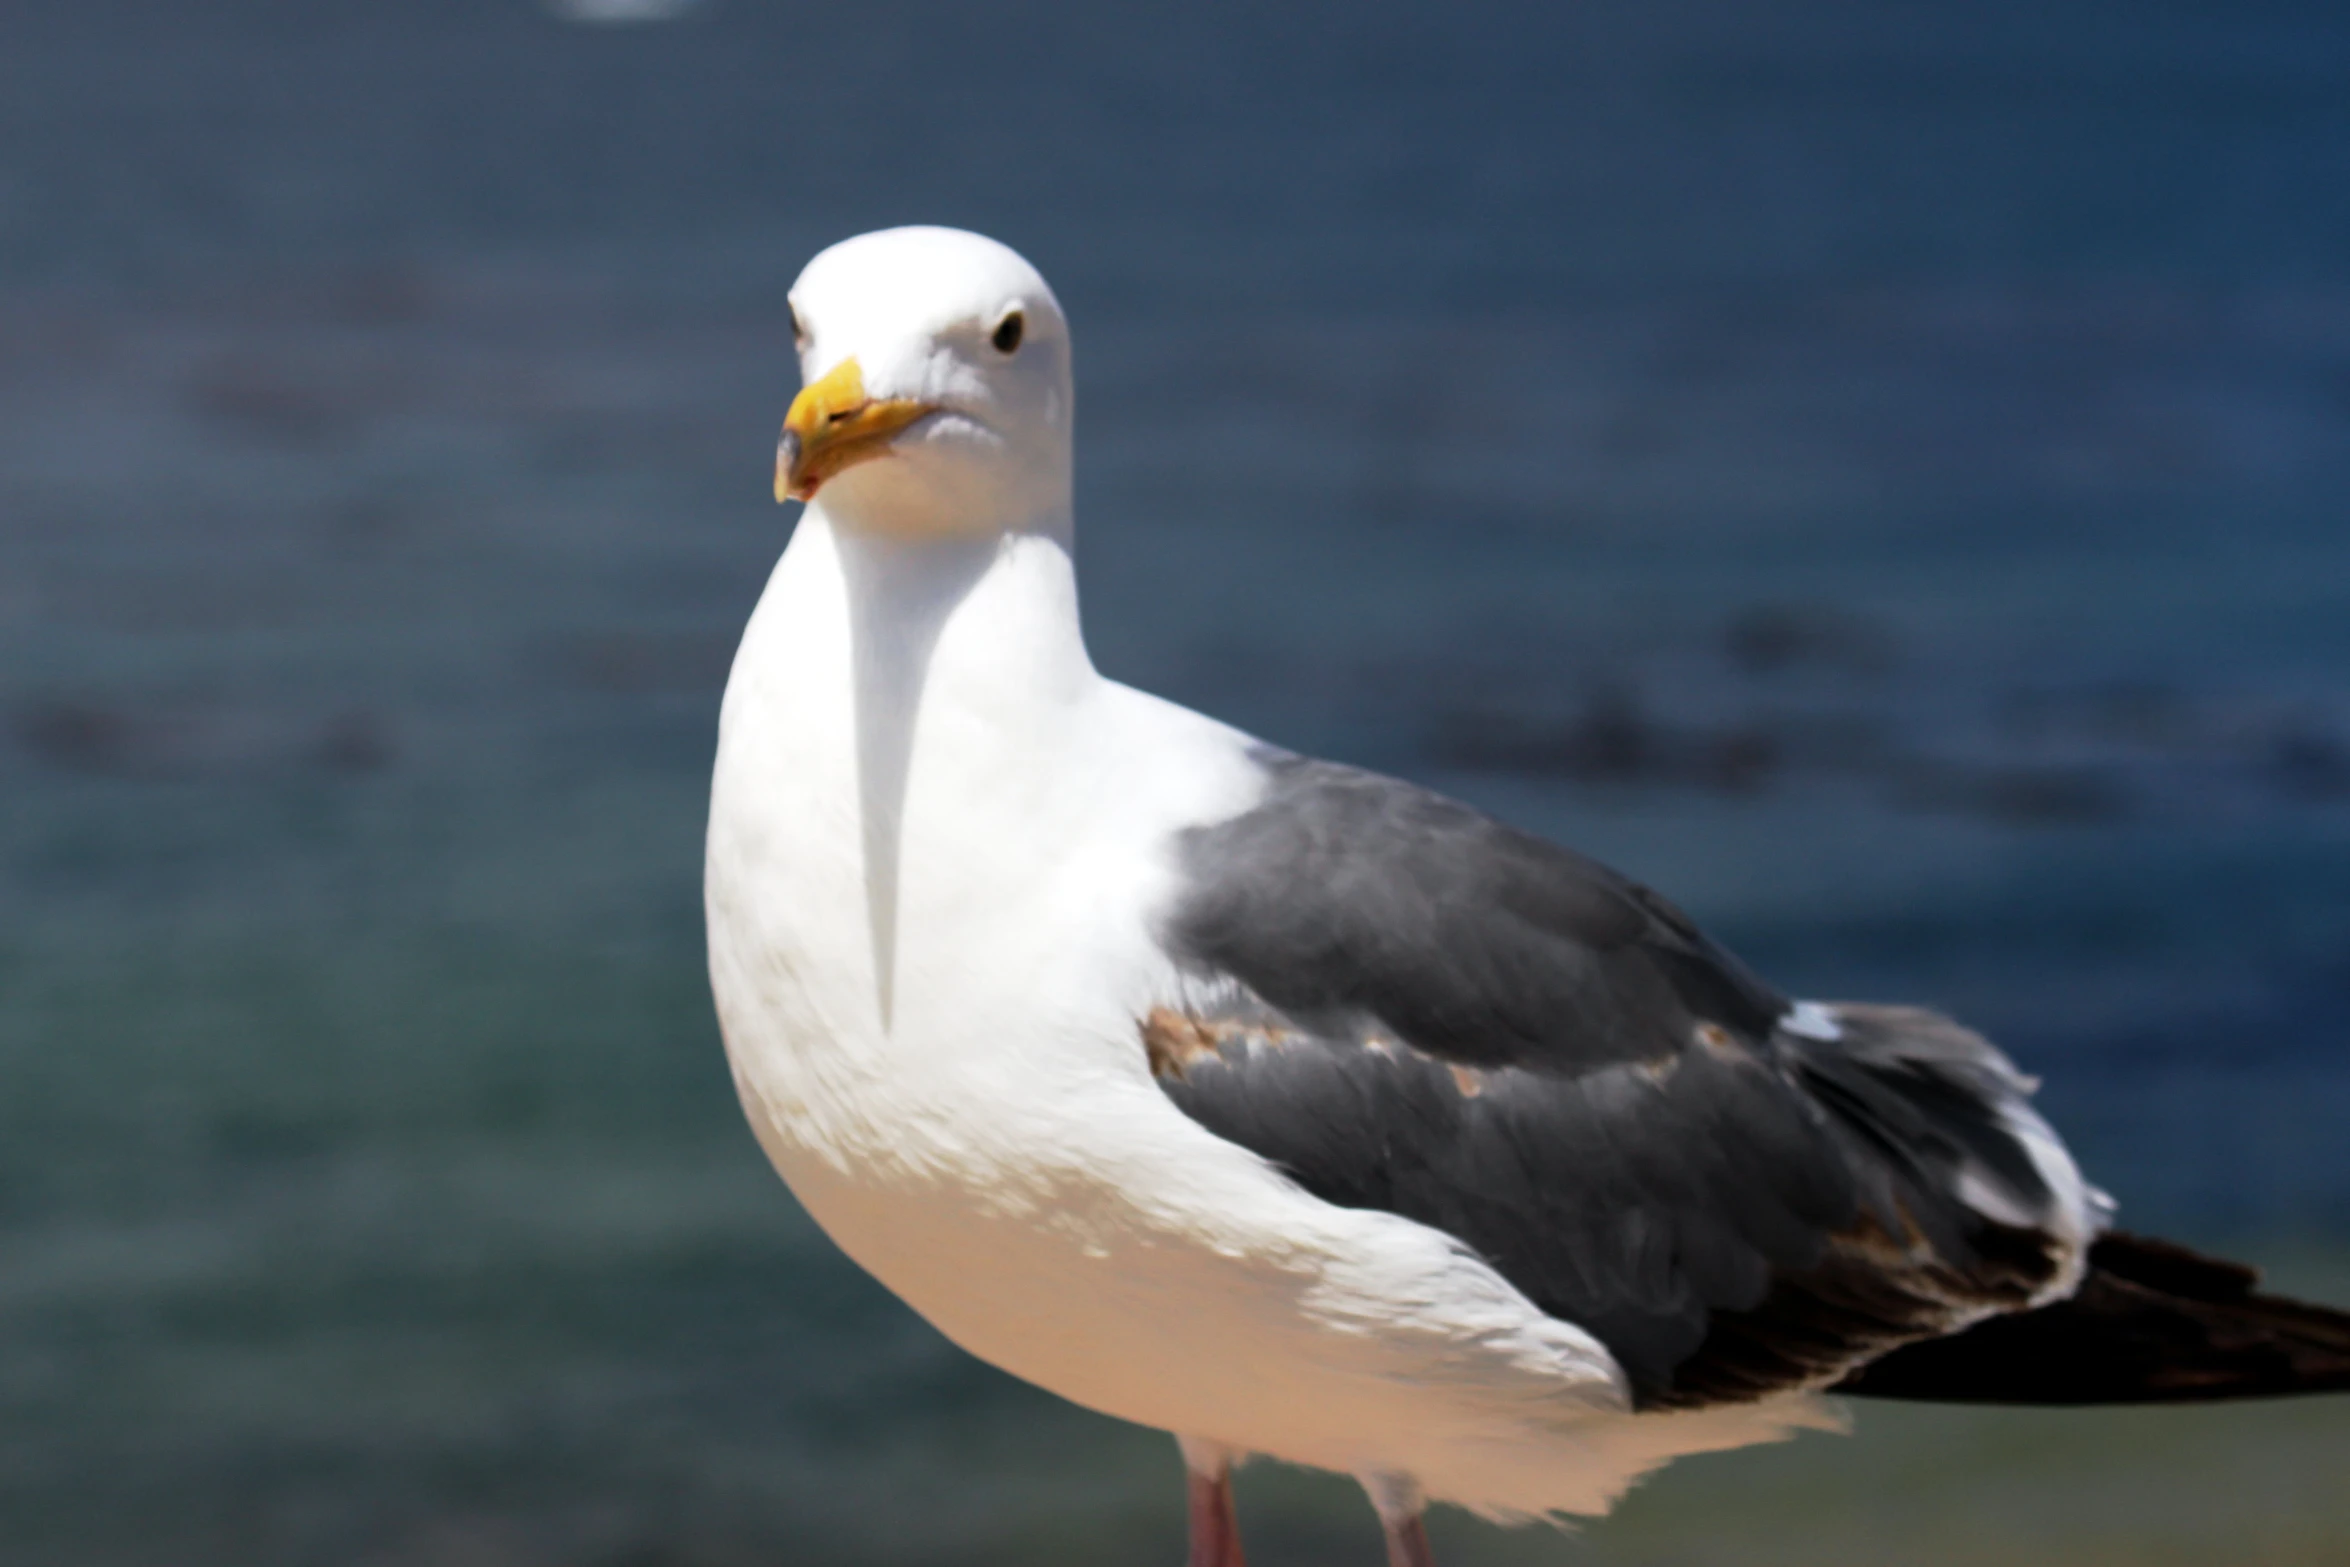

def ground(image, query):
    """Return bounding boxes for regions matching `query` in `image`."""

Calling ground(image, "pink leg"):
[1360,1472,1436,1567]
[1177,1436,1247,1567]
[1378,1513,1436,1567]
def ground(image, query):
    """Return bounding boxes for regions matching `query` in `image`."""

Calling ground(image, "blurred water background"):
[5,1,2350,1562]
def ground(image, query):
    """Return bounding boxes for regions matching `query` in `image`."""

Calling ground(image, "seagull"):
[705,226,2350,1567]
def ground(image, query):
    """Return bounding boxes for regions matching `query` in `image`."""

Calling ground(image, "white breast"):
[705,511,1830,1521]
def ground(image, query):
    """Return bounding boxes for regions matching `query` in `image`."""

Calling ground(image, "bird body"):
[707,226,2350,1562]
[707,507,1830,1518]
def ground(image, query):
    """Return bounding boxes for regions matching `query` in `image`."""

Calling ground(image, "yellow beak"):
[773,357,938,502]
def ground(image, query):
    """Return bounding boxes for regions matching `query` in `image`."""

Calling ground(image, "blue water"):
[4,2,2350,1562]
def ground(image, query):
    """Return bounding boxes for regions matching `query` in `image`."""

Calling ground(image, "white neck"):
[719,505,1100,1030]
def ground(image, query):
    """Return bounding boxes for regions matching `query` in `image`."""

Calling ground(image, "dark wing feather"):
[1171,757,1788,1070]
[1153,755,2083,1409]
[1837,1231,2350,1404]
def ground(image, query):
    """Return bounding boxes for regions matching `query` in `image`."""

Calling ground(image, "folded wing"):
[1149,754,2100,1409]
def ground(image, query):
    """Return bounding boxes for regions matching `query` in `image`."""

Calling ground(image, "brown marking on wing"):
[1142,1006,1310,1078]
[1449,1063,1487,1098]
[1695,1021,1745,1060]
[1142,1007,1221,1080]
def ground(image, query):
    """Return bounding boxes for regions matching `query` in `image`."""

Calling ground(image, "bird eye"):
[788,301,808,349]
[991,310,1025,355]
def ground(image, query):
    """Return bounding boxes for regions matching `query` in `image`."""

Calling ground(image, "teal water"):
[5,2,2350,1561]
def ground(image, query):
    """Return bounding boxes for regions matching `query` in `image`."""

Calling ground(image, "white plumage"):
[705,227,2123,1562]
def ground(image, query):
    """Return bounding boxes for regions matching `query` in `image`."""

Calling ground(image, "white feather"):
[709,228,1847,1520]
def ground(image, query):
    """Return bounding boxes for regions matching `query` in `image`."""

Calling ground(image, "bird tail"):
[1833,1230,2350,1404]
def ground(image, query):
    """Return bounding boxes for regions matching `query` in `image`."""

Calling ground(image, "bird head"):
[776,227,1073,539]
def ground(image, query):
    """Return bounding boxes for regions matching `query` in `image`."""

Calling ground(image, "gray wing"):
[1149,754,2087,1410]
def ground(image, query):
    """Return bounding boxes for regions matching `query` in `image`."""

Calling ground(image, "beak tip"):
[774,431,802,505]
